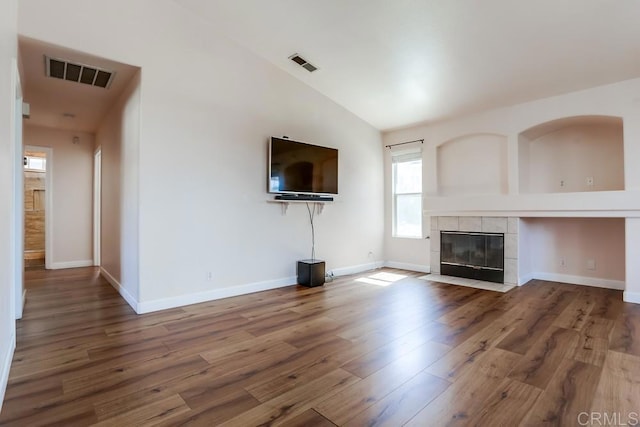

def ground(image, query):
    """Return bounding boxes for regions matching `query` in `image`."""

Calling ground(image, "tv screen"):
[269,137,338,195]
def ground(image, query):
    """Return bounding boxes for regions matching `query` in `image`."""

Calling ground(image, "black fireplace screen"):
[441,232,504,270]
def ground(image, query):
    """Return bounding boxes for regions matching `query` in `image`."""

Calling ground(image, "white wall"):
[19,0,384,312]
[23,125,94,268]
[96,71,140,304]
[0,0,18,411]
[437,133,508,196]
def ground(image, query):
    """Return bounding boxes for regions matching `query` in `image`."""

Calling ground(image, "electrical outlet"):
[587,259,596,270]
[207,272,213,281]
[367,251,374,259]
[586,177,594,186]
[560,258,566,268]
[560,180,565,187]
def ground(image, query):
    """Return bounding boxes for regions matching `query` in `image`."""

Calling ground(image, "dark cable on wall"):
[306,202,316,260]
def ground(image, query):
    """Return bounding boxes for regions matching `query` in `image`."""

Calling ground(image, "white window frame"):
[392,150,423,238]
[24,155,46,172]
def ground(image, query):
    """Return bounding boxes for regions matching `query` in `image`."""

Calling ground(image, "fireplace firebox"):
[440,231,504,283]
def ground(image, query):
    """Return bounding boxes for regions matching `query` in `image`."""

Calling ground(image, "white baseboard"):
[330,261,383,277]
[49,260,94,270]
[624,291,640,304]
[100,267,139,313]
[0,332,16,414]
[16,289,26,320]
[137,275,298,314]
[137,260,395,314]
[532,272,625,291]
[384,261,431,273]
[518,272,536,286]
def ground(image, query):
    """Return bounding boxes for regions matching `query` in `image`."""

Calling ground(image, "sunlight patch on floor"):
[356,272,408,286]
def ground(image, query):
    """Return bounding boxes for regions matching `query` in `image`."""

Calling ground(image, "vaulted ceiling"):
[174,0,640,130]
[19,2,640,132]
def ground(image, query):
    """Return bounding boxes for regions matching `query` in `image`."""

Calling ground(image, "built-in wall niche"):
[518,116,624,194]
[518,217,625,290]
[437,133,508,196]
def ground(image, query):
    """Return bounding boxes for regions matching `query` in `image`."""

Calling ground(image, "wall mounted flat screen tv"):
[269,137,338,195]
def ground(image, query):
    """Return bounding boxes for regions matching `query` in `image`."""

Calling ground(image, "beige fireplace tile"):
[504,258,517,285]
[438,216,459,231]
[430,251,440,273]
[430,231,440,252]
[430,216,438,231]
[482,217,508,233]
[505,233,518,259]
[508,217,519,234]
[420,274,515,293]
[459,216,482,232]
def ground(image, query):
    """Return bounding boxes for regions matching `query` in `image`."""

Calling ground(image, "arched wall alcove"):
[436,133,508,196]
[518,115,624,194]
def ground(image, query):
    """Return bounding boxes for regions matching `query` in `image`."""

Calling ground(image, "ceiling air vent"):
[45,56,116,89]
[289,53,318,73]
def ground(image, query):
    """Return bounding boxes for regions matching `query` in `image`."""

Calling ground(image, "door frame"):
[11,59,23,319]
[93,148,101,266]
[24,145,53,271]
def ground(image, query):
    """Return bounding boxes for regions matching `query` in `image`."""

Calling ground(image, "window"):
[392,151,422,238]
[24,155,46,171]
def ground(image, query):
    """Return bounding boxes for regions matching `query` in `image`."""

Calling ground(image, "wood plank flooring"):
[1,267,639,426]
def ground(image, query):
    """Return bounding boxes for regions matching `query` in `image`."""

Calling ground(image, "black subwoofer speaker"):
[297,259,325,287]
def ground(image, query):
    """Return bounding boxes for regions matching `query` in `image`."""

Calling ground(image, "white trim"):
[100,267,139,312]
[623,291,640,304]
[44,147,53,270]
[135,261,391,314]
[0,332,16,414]
[331,261,383,277]
[137,275,298,314]
[49,260,94,269]
[518,272,536,286]
[11,58,23,320]
[93,149,101,266]
[384,261,431,273]
[532,272,625,290]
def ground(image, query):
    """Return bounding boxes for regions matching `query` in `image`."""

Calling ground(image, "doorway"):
[23,149,48,269]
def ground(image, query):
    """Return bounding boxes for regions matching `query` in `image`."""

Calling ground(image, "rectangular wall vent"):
[45,56,116,88]
[289,53,318,73]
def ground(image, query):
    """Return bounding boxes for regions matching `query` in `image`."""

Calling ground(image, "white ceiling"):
[174,0,640,131]
[19,37,139,133]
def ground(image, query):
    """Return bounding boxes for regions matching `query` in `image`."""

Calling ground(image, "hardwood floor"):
[1,267,639,426]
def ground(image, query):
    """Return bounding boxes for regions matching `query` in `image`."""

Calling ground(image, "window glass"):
[392,152,422,238]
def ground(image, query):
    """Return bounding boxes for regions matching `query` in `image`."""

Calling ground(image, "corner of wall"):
[0,331,16,414]
[624,291,640,304]
[100,267,139,314]
[384,261,430,273]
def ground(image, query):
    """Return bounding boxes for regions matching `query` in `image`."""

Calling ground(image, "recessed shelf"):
[518,115,624,194]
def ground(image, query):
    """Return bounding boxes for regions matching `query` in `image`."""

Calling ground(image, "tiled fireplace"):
[430,216,518,286]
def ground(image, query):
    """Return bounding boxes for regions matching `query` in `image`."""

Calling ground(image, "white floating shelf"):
[267,199,332,215]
